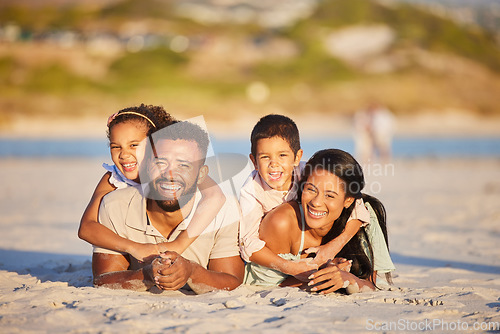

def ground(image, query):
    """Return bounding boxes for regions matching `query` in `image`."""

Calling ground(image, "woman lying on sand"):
[244,149,395,294]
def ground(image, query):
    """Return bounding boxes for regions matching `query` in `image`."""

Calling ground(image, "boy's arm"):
[307,219,362,266]
[238,177,267,262]
[253,203,318,280]
[79,173,160,262]
[249,246,317,281]
[156,176,226,254]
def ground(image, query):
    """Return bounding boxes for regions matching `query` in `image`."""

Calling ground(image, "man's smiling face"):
[147,139,206,212]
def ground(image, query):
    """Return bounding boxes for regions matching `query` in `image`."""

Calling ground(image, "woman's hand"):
[307,260,353,294]
[307,260,375,294]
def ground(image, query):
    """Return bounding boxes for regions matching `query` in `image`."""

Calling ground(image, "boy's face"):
[250,136,303,192]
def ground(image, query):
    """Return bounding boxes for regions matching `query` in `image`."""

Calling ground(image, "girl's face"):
[301,168,354,235]
[109,121,148,182]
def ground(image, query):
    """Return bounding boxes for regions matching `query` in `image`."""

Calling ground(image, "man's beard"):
[149,177,198,213]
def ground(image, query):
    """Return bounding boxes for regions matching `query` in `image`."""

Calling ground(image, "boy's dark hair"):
[250,114,301,157]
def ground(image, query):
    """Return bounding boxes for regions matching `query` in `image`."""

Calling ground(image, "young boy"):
[239,114,370,281]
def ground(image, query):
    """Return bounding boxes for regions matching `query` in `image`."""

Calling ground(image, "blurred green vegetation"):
[0,0,499,119]
[303,0,500,71]
[109,48,187,91]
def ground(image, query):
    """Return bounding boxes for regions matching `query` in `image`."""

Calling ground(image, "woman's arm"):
[156,175,226,254]
[79,173,160,261]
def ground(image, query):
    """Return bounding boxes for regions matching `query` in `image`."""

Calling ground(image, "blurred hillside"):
[0,0,499,136]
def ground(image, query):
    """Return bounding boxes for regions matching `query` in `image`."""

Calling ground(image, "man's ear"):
[197,165,209,185]
[344,196,355,209]
[249,154,257,170]
[294,149,304,166]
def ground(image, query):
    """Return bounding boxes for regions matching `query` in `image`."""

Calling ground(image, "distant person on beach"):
[240,114,371,285]
[246,149,395,293]
[79,104,225,262]
[354,102,395,164]
[92,120,244,293]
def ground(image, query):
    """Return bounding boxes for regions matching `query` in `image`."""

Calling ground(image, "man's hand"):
[152,251,194,291]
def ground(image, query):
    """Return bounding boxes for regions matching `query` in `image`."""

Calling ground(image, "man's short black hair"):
[250,114,301,157]
[147,120,210,164]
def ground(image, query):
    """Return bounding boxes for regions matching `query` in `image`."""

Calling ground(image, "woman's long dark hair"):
[298,149,392,286]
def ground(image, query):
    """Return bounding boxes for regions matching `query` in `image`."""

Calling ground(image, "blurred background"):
[0,0,499,159]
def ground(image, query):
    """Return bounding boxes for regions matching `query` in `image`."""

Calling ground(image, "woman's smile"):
[301,168,353,231]
[306,205,327,219]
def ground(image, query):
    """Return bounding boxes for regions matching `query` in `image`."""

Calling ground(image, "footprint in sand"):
[383,297,444,306]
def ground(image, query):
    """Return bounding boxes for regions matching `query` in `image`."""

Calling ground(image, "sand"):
[1,156,500,333]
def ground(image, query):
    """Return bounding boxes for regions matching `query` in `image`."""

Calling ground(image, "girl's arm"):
[156,175,226,254]
[79,173,160,261]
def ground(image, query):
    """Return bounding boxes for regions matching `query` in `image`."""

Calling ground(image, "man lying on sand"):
[92,120,244,294]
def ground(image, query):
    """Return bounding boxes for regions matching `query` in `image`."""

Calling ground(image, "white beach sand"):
[1,156,500,333]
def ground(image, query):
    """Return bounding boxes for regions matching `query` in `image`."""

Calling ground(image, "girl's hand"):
[307,260,351,294]
[129,243,161,263]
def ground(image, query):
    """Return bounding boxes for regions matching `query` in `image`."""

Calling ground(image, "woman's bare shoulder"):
[261,201,300,233]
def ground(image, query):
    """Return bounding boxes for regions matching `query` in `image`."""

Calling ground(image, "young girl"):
[246,149,395,293]
[78,104,225,262]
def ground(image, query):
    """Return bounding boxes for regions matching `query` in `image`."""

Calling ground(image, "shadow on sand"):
[0,249,93,287]
[392,252,500,274]
[2,249,498,289]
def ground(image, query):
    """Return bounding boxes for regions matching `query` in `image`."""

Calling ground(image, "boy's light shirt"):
[239,163,304,262]
[238,162,371,263]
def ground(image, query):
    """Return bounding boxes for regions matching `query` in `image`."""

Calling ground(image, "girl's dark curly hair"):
[107,104,177,139]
